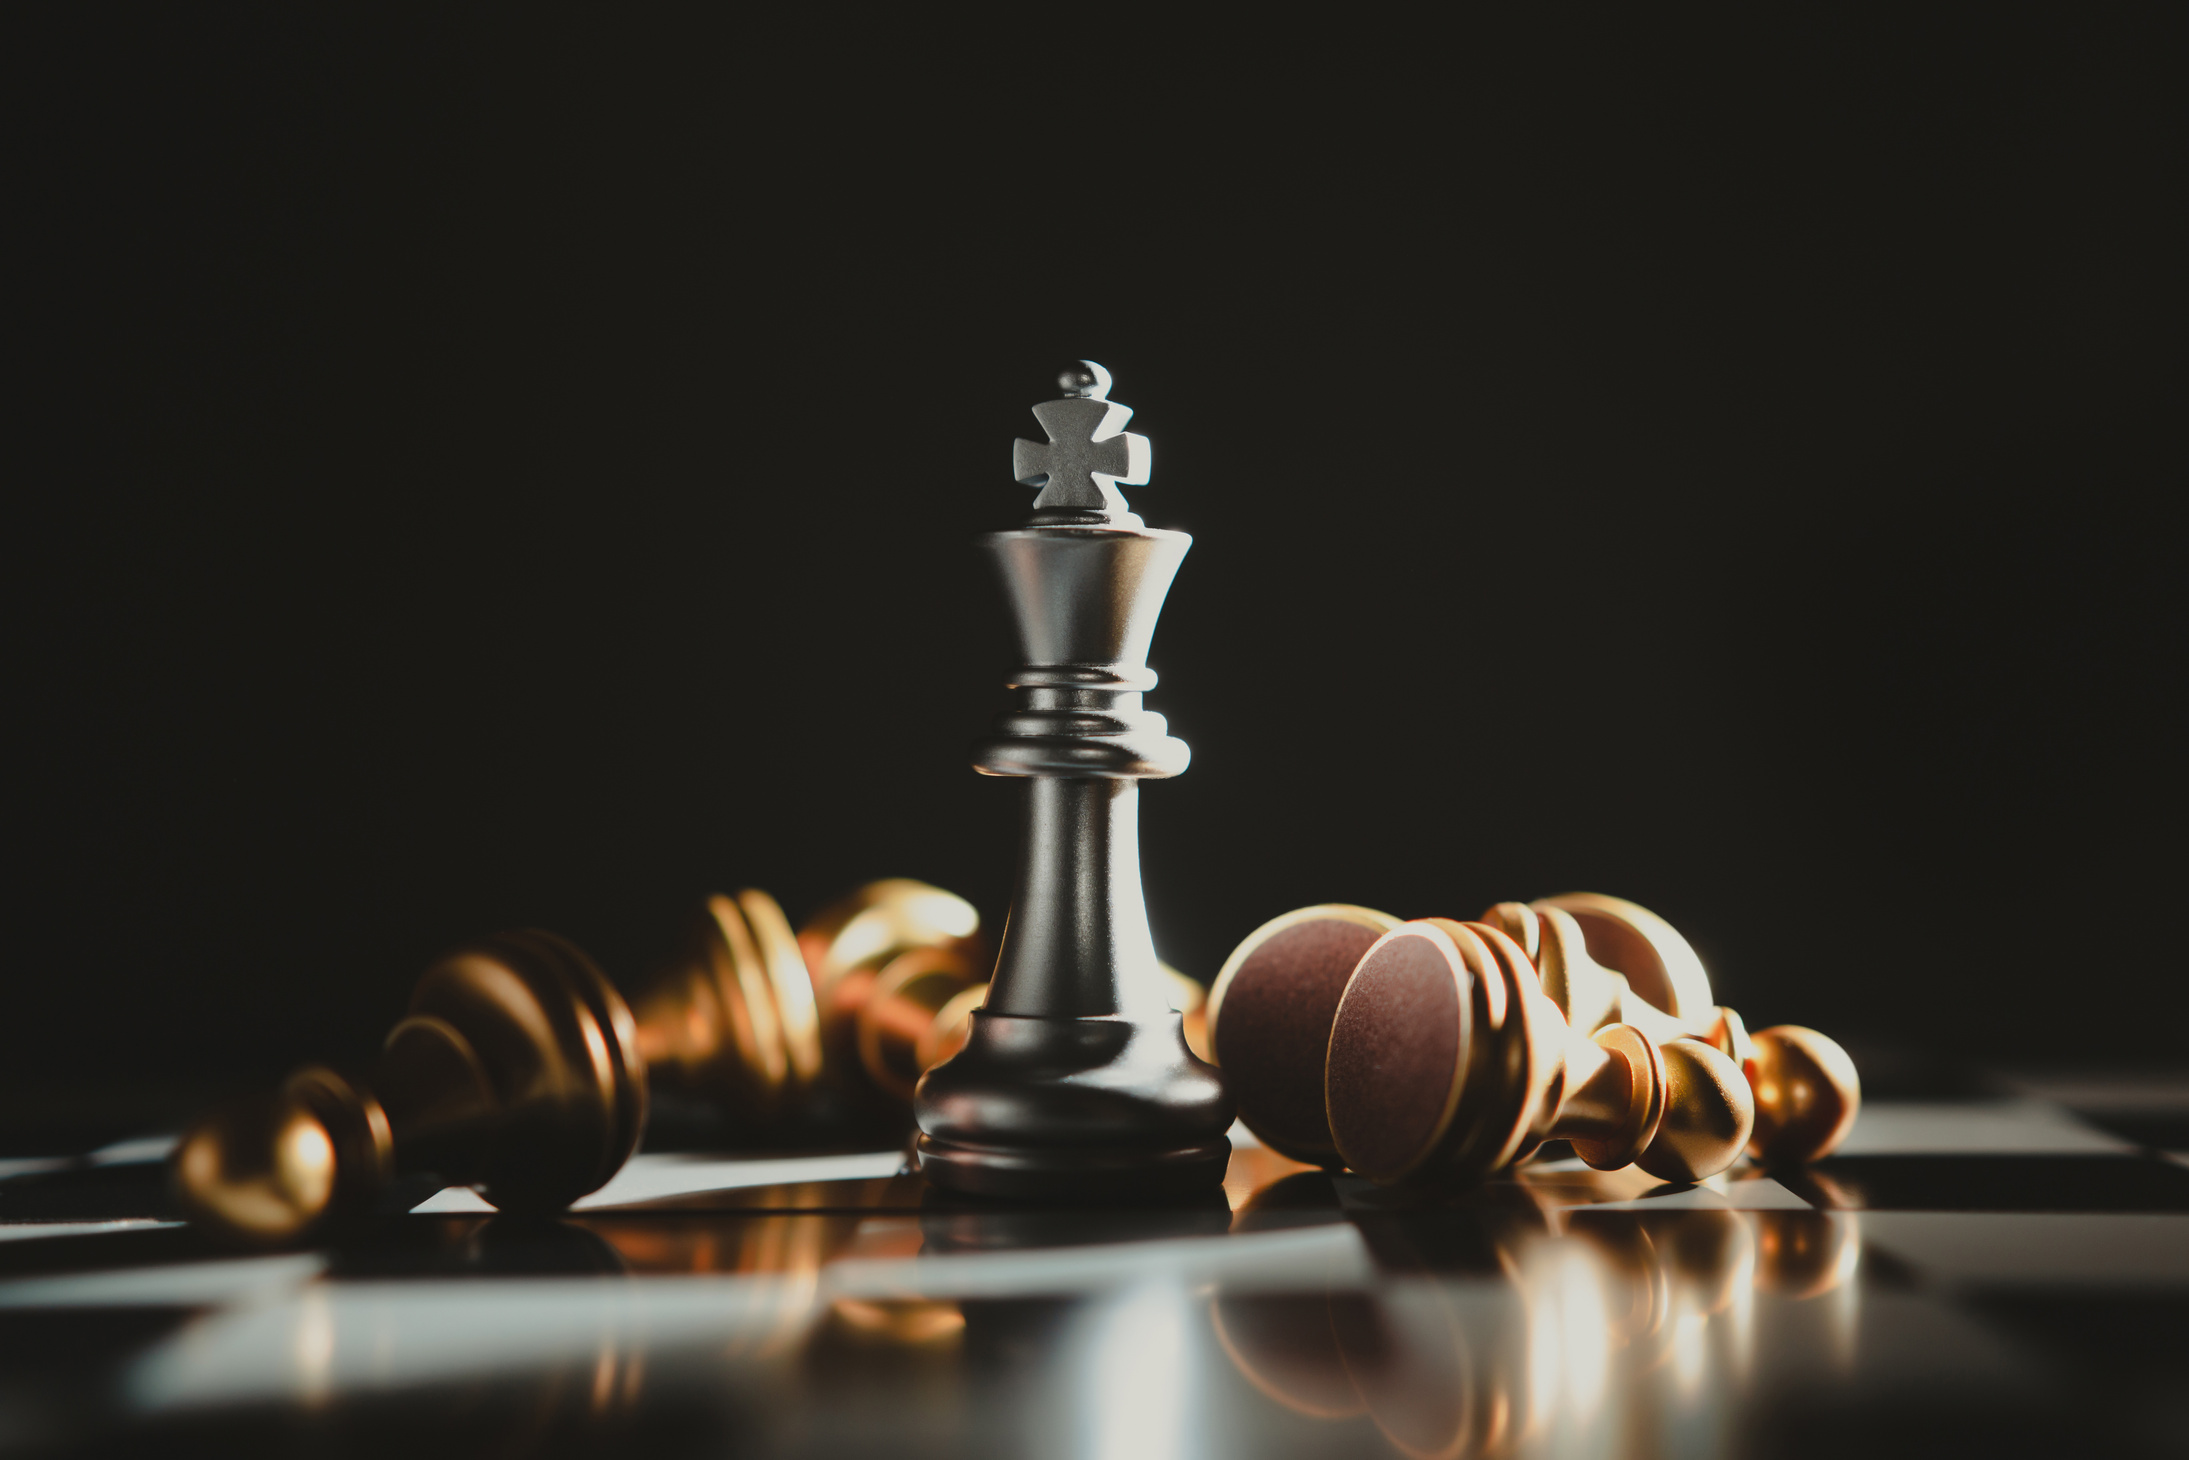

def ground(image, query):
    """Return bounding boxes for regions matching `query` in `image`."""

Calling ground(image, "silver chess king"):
[913,362,1234,1199]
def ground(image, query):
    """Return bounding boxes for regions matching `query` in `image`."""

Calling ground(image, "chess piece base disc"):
[915,1010,1234,1202]
[914,1133,1232,1203]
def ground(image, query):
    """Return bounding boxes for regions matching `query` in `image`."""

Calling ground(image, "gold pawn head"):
[1636,1036,1756,1184]
[1746,1024,1861,1165]
[171,1070,386,1244]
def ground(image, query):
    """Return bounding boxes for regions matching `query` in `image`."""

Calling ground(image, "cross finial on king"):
[1012,359,1151,515]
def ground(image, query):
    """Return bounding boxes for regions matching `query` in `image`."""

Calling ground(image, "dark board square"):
[2068,1111,2189,1151]
[1785,1154,2189,1213]
[0,1163,178,1223]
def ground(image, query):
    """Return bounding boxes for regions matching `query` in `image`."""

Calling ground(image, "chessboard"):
[2,1065,2186,1459]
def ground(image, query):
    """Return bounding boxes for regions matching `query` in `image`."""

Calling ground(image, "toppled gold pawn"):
[176,931,645,1242]
[1481,895,1860,1165]
[1746,1024,1861,1168]
[1320,918,1754,1187]
[632,880,983,1130]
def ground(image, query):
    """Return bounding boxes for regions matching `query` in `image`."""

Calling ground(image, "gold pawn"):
[1481,894,1860,1166]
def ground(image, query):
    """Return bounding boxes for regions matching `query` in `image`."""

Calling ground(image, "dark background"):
[6,8,2182,1125]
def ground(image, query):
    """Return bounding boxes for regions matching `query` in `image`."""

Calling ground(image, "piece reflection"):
[1209,1206,1860,1457]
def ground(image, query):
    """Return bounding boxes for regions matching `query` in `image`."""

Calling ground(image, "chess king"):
[912,363,1235,1200]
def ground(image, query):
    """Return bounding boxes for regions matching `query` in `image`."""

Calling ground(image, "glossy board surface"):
[2,1087,2187,1457]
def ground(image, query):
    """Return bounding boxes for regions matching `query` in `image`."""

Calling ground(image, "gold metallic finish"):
[858,947,983,1102]
[825,1298,967,1347]
[799,879,982,997]
[1416,920,1517,1184]
[1634,1037,1756,1183]
[629,879,992,1132]
[1746,1024,1861,1166]
[711,893,789,1100]
[635,883,929,1123]
[917,982,990,1072]
[1326,918,1690,1187]
[633,896,785,1114]
[1532,891,1717,1023]
[738,889,824,1089]
[1558,1023,1667,1171]
[1506,905,1622,1037]
[1703,1003,1755,1069]
[799,880,983,1094]
[1206,1198,1864,1446]
[1504,895,1858,1171]
[175,930,646,1243]
[1461,920,1566,1173]
[171,1092,341,1243]
[281,1066,395,1206]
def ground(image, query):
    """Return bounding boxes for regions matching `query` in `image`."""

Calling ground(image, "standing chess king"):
[914,363,1234,1199]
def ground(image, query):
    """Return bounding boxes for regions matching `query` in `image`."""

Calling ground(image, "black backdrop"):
[7,8,2183,1119]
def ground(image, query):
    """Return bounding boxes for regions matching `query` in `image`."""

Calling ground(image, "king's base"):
[912,1010,1236,1203]
[915,1133,1233,1203]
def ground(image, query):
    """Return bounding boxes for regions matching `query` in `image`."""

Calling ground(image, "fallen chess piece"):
[1198,905,1403,1166]
[175,880,977,1241]
[174,930,646,1242]
[636,879,987,1129]
[1479,896,1860,1167]
[1323,917,1751,1185]
[1206,892,1860,1186]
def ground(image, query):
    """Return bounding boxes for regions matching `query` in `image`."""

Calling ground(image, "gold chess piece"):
[1481,894,1860,1165]
[1207,905,1747,1181]
[176,881,984,1242]
[174,930,646,1243]
[1208,894,1859,1180]
[636,880,987,1125]
[1320,918,1752,1186]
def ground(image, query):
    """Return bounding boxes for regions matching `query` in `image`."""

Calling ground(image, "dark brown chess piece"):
[913,363,1233,1200]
